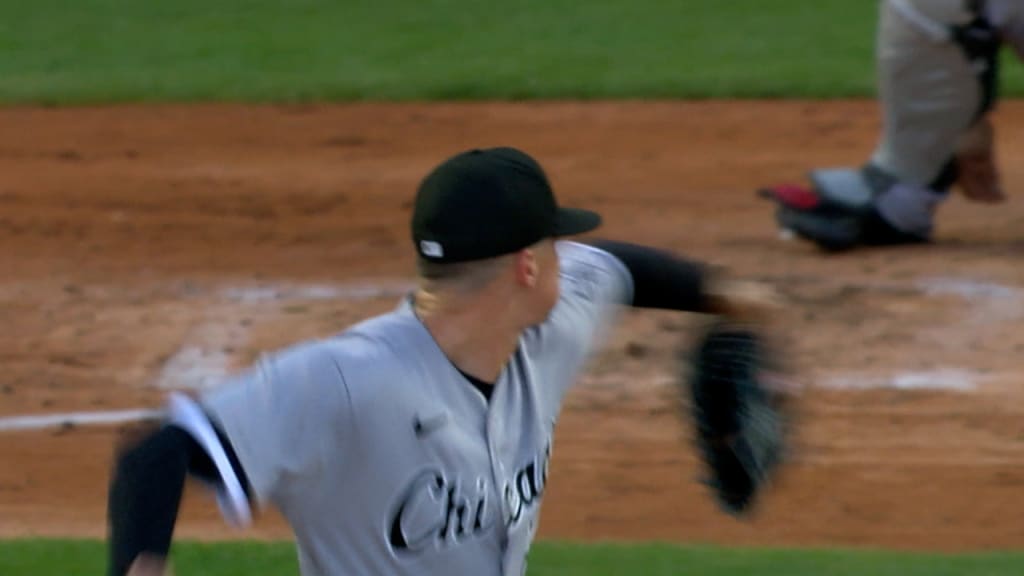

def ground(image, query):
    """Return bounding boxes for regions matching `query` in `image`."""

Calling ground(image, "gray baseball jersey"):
[189,241,633,576]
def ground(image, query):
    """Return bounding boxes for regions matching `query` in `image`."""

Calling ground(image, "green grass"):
[2,0,1022,103]
[3,540,1024,576]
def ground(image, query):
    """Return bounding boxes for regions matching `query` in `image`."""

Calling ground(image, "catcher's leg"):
[759,0,998,251]
[872,0,1004,206]
[871,0,993,188]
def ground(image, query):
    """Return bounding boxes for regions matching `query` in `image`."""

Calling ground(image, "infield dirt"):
[1,101,1023,550]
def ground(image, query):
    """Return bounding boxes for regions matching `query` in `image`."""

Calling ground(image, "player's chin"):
[528,300,559,328]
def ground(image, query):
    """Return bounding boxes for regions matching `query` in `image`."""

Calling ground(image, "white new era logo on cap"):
[420,240,444,258]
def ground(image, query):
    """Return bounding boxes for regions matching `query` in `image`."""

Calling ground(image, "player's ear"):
[515,248,539,288]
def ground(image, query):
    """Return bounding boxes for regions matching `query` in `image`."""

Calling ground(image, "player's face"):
[514,240,560,325]
[531,240,561,321]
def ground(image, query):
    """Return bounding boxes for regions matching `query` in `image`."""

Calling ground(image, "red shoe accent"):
[759,184,820,210]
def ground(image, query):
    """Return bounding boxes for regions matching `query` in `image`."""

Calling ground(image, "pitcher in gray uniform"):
[760,0,1024,251]
[107,147,776,576]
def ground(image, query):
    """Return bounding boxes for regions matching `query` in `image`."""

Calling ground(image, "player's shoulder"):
[555,240,634,303]
[261,305,419,378]
[310,304,410,359]
[556,240,621,268]
[522,242,632,350]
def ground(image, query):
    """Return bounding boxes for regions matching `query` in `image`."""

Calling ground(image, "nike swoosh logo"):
[413,413,448,437]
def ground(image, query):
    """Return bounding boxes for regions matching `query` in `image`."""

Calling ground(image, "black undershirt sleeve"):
[107,422,251,576]
[585,240,709,312]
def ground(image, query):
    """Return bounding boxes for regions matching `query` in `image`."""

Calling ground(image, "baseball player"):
[107,147,776,576]
[761,0,1024,251]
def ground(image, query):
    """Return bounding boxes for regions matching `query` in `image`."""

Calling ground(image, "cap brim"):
[553,207,602,237]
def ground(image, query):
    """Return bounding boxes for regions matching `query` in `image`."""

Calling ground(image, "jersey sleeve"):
[530,241,634,396]
[189,341,356,512]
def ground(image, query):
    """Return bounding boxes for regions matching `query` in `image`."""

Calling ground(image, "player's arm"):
[108,342,353,576]
[586,240,776,321]
[107,418,251,576]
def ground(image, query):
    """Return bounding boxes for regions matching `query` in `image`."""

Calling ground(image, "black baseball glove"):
[685,321,792,516]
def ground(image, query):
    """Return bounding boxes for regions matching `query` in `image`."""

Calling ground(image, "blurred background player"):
[761,0,1024,251]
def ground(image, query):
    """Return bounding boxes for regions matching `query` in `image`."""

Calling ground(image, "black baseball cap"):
[411,147,602,263]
